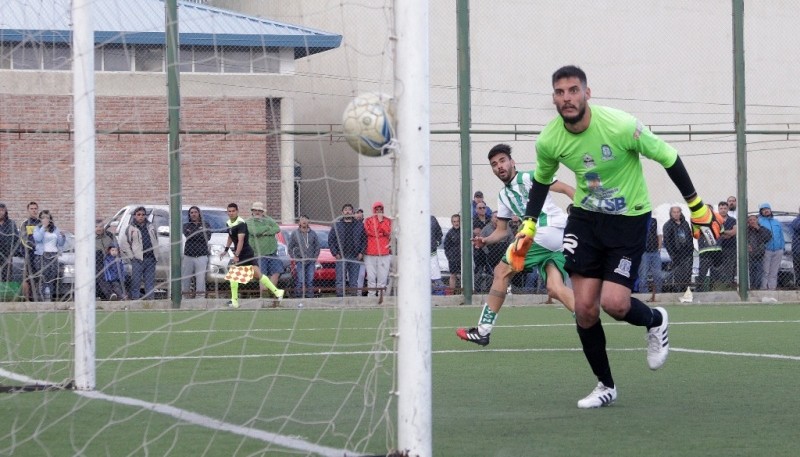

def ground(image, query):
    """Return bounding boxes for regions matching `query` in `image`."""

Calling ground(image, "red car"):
[276,224,336,295]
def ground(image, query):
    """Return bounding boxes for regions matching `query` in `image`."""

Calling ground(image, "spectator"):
[443,214,461,292]
[473,200,490,231]
[33,210,65,301]
[354,208,367,295]
[247,201,282,288]
[791,208,800,288]
[662,206,694,292]
[119,206,159,300]
[0,203,20,282]
[430,215,445,295]
[221,203,283,308]
[364,201,392,296]
[19,202,40,301]
[746,214,771,290]
[99,244,127,300]
[481,213,513,270]
[758,203,784,290]
[716,201,737,289]
[472,224,491,292]
[471,190,493,219]
[329,204,366,297]
[95,218,116,299]
[287,215,321,298]
[637,216,662,301]
[182,206,211,298]
[726,195,738,221]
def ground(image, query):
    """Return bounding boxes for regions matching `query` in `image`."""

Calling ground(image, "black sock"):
[623,297,662,329]
[576,321,614,389]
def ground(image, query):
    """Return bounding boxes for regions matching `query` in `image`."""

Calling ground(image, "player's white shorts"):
[535,226,565,252]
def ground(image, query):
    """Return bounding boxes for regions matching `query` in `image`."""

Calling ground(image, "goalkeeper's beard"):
[558,104,587,125]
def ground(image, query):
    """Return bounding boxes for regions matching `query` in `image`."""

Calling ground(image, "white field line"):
[0,367,364,457]
[97,318,800,336]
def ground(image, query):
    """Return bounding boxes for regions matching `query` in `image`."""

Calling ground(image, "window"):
[103,44,131,71]
[12,43,42,70]
[0,42,10,69]
[134,45,163,72]
[3,42,283,74]
[253,48,280,73]
[222,47,250,73]
[193,46,220,72]
[178,46,193,72]
[43,43,71,70]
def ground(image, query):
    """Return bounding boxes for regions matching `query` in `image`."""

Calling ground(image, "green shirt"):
[534,105,678,216]
[246,216,280,256]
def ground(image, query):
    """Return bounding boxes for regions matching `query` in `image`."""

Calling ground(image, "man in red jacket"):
[363,201,392,296]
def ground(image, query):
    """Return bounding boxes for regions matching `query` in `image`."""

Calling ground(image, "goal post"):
[72,0,97,391]
[395,0,433,455]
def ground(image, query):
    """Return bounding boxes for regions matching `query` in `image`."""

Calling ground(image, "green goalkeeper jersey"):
[534,105,678,216]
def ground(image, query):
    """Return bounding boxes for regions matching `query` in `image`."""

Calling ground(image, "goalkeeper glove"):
[688,197,723,246]
[506,217,536,272]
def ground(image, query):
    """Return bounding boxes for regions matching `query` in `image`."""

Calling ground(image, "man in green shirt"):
[516,65,722,409]
[247,201,282,288]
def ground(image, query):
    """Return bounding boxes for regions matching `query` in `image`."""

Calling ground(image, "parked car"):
[106,205,231,294]
[276,223,335,295]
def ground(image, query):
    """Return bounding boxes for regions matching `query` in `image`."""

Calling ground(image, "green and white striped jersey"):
[496,170,567,252]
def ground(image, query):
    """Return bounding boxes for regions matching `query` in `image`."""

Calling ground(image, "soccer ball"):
[341,92,395,157]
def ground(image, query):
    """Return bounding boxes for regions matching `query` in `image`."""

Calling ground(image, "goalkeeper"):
[457,144,575,347]
[522,65,721,409]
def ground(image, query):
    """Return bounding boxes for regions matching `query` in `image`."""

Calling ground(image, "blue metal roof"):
[0,0,341,58]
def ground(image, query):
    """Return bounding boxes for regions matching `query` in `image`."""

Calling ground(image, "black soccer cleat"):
[456,327,490,347]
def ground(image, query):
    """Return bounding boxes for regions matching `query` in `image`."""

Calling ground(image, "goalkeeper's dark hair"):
[552,65,587,87]
[488,143,512,161]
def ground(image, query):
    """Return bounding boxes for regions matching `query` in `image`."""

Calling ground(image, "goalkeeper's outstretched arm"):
[664,156,699,202]
[665,156,722,241]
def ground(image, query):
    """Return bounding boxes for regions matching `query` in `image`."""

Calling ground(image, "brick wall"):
[0,95,281,231]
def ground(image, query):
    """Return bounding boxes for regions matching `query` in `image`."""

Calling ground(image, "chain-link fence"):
[2,0,799,299]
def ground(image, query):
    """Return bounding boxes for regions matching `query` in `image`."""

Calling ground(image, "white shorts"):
[534,226,565,252]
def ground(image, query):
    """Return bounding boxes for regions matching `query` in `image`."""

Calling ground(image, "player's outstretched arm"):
[664,156,722,244]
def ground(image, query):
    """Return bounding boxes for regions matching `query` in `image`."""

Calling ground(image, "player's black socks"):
[623,297,661,329]
[577,320,614,389]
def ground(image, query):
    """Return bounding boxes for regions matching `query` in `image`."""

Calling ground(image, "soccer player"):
[221,203,283,308]
[456,143,575,347]
[516,65,720,408]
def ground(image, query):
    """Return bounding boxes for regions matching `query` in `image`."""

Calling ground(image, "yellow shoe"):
[226,300,239,309]
[274,289,285,300]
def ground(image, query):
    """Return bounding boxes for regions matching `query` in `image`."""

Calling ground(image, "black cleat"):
[456,327,490,346]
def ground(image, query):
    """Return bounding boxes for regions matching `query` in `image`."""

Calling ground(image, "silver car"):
[106,205,231,294]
